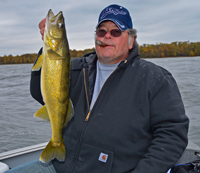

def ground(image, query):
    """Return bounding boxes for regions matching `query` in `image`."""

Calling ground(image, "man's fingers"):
[40,27,45,36]
[39,18,46,40]
[39,18,46,29]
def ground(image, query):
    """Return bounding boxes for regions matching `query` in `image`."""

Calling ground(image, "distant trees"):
[70,48,95,59]
[0,48,96,65]
[0,54,37,64]
[0,42,199,64]
[139,41,200,58]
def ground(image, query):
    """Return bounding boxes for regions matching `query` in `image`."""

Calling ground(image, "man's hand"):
[39,18,46,40]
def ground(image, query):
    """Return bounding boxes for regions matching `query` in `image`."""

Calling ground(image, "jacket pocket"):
[74,142,114,173]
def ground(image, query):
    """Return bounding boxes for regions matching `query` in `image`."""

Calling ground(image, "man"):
[6,4,189,173]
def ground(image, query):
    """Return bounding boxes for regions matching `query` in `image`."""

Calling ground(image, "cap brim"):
[96,18,128,31]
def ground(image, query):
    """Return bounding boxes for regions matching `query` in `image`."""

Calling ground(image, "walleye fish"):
[32,9,74,163]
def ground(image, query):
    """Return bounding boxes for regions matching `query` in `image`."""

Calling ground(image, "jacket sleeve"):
[132,71,189,173]
[30,48,44,105]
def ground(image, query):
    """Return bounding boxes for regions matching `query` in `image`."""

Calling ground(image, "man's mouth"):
[95,40,107,47]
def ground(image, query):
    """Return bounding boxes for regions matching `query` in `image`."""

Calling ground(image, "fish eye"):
[58,22,64,28]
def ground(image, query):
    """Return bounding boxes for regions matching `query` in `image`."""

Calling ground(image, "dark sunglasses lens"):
[96,29,122,37]
[110,29,122,37]
[96,30,107,37]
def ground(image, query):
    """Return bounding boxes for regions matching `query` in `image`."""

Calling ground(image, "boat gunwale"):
[0,142,47,160]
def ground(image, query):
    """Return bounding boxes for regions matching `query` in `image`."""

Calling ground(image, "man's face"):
[95,21,134,65]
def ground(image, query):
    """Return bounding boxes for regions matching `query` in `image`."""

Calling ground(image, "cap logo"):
[100,7,127,19]
[98,152,108,163]
[115,21,125,28]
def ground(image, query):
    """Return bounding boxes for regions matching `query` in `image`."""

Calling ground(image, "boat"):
[0,141,200,172]
[0,142,47,172]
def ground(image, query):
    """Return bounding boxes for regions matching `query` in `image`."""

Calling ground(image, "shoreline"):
[0,63,34,65]
[142,56,200,59]
[1,56,200,65]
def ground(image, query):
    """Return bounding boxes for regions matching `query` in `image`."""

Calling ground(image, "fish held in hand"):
[32,9,74,163]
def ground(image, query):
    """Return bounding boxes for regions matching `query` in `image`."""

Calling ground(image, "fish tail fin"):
[39,140,66,163]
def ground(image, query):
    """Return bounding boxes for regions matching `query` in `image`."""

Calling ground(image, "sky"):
[0,0,199,56]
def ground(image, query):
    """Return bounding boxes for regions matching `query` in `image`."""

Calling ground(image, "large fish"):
[32,9,74,163]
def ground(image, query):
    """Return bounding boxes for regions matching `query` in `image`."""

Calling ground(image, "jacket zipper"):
[83,68,91,121]
[84,66,119,121]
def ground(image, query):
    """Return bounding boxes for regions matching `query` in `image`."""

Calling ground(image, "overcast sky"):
[0,0,199,56]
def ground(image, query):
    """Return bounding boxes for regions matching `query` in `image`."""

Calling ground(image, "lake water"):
[0,56,199,153]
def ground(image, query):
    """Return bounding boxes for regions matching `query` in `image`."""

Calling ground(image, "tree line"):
[139,41,200,58]
[0,41,199,64]
[0,48,95,65]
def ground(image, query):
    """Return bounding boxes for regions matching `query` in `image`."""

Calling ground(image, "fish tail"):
[39,140,66,163]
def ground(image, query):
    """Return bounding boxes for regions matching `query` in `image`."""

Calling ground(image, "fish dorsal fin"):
[32,54,43,71]
[64,99,74,127]
[34,105,50,122]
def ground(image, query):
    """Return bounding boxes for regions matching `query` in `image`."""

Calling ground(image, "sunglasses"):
[96,29,122,37]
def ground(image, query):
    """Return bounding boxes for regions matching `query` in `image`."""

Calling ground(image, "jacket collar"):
[118,46,140,68]
[82,52,97,68]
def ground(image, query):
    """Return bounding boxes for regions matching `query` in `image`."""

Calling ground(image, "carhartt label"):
[98,152,108,163]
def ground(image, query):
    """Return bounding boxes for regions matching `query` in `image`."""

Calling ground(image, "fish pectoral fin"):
[34,105,50,122]
[39,140,66,163]
[64,99,74,127]
[47,49,65,60]
[32,54,43,71]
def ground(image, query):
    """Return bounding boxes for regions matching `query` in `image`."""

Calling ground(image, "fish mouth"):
[45,9,65,39]
[47,9,63,21]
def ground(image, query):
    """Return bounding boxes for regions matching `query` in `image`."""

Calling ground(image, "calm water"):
[0,64,51,153]
[0,57,199,153]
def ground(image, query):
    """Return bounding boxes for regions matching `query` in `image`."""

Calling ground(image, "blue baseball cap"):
[96,4,133,31]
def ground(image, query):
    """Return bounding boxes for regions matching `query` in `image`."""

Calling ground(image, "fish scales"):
[32,9,74,163]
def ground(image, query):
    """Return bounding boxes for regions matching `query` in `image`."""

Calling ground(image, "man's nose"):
[104,31,112,38]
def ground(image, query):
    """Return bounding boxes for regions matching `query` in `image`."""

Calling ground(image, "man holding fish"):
[6,4,189,173]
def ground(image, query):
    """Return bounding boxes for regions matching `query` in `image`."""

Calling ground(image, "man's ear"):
[129,36,135,50]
